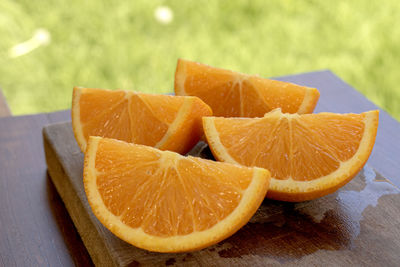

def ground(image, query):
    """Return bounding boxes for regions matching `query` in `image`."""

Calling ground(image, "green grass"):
[0,0,399,120]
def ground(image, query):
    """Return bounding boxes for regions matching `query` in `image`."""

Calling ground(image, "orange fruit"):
[175,59,320,117]
[72,87,212,154]
[203,109,379,202]
[84,136,270,252]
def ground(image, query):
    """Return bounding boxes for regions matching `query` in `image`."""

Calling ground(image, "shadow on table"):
[46,172,94,267]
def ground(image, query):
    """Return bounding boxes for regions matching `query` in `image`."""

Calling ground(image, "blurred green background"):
[0,0,399,119]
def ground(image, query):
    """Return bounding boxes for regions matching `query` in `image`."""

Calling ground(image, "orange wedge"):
[175,59,320,117]
[84,137,270,252]
[203,109,379,202]
[72,87,212,154]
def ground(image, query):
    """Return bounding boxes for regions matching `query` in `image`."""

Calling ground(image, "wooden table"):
[0,89,93,266]
[1,71,400,266]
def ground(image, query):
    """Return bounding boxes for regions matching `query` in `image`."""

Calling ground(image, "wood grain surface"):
[0,111,93,266]
[44,121,400,266]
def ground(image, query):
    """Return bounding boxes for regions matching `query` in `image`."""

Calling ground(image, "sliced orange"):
[175,59,320,117]
[72,87,212,154]
[84,136,270,252]
[203,109,379,202]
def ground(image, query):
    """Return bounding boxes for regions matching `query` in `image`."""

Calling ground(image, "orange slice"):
[175,59,320,117]
[203,109,379,202]
[72,87,212,154]
[84,137,270,252]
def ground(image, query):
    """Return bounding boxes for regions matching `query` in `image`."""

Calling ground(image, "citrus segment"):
[175,59,320,117]
[84,137,270,252]
[203,109,379,202]
[72,87,212,154]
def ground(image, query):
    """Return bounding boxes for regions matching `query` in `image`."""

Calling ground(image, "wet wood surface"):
[1,70,400,266]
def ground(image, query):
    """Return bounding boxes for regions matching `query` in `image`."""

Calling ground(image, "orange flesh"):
[79,89,184,147]
[75,88,212,154]
[214,111,365,181]
[94,139,252,237]
[249,76,306,113]
[128,94,170,146]
[82,98,132,144]
[135,94,184,124]
[176,59,318,117]
[78,89,126,124]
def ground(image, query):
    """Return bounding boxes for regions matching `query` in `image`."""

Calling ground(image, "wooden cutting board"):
[44,123,400,267]
[42,70,400,266]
